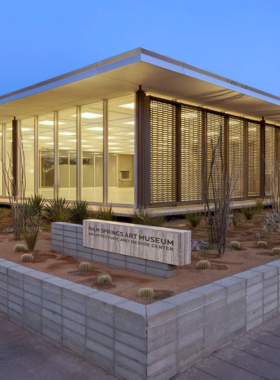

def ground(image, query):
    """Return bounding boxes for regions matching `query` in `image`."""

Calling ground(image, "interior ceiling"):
[1,58,280,125]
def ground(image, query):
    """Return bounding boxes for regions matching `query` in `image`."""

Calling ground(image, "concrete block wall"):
[0,258,279,379]
[51,222,177,278]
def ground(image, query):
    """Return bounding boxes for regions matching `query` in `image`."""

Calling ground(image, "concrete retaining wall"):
[51,222,177,278]
[0,258,279,380]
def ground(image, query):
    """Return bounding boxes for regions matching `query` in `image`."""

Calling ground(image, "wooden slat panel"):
[181,106,202,202]
[150,100,177,203]
[229,117,244,198]
[265,125,275,196]
[248,122,261,197]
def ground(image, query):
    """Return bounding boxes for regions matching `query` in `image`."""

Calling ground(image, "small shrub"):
[21,254,34,263]
[14,244,28,253]
[138,288,155,299]
[229,241,241,250]
[256,199,264,213]
[71,201,92,225]
[272,247,280,255]
[185,213,203,227]
[132,209,165,227]
[196,260,211,270]
[43,198,71,222]
[257,241,268,249]
[21,218,40,253]
[242,207,256,220]
[78,262,92,271]
[230,210,242,227]
[97,275,112,286]
[93,205,115,221]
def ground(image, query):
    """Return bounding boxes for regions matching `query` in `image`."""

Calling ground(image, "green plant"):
[43,198,71,222]
[196,260,211,269]
[230,210,242,227]
[21,218,40,253]
[241,207,256,220]
[78,262,92,271]
[132,209,165,227]
[0,208,12,218]
[25,195,45,218]
[14,244,28,252]
[138,288,155,299]
[257,241,268,249]
[229,241,241,250]
[21,253,34,263]
[272,247,280,255]
[97,275,112,286]
[71,201,92,224]
[256,199,264,213]
[185,212,203,227]
[93,205,115,221]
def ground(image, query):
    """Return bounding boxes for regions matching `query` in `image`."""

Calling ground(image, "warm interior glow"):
[118,103,134,109]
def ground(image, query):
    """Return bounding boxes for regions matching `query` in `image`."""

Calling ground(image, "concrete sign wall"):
[83,219,191,266]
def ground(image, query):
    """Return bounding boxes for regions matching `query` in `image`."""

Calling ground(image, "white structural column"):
[54,111,59,199]
[1,123,5,196]
[76,105,82,201]
[103,99,108,205]
[34,116,39,196]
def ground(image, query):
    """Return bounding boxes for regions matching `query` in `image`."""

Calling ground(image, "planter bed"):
[0,257,279,380]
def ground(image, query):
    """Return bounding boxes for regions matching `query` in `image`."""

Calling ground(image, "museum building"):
[0,48,280,211]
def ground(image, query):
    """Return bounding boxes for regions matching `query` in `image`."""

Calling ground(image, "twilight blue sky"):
[0,0,279,96]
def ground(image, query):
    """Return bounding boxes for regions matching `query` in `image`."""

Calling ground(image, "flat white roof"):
[1,48,280,125]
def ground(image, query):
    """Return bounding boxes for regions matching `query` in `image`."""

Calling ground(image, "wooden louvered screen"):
[206,113,225,198]
[265,125,276,196]
[229,117,244,199]
[248,122,261,197]
[181,106,203,202]
[150,100,177,203]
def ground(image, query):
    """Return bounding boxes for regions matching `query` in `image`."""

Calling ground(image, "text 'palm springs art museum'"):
[0,48,280,213]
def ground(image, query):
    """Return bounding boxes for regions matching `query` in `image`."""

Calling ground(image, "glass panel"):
[229,117,244,199]
[5,122,13,195]
[248,122,260,197]
[81,101,103,202]
[20,118,34,197]
[0,125,2,196]
[58,108,76,201]
[39,113,54,199]
[108,95,135,205]
[265,125,275,196]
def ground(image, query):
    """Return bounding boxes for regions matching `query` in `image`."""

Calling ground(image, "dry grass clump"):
[138,288,155,299]
[78,262,92,271]
[97,275,112,286]
[21,254,34,263]
[196,260,211,270]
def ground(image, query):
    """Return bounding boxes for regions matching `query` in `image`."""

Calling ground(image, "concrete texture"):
[51,222,177,278]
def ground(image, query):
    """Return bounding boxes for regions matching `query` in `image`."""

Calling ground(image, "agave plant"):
[71,201,92,224]
[43,198,71,222]
[24,195,45,220]
[93,205,115,221]
[132,209,166,227]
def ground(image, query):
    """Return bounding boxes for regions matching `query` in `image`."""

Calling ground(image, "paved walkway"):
[1,314,280,379]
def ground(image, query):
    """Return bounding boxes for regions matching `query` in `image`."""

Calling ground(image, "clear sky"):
[0,0,279,96]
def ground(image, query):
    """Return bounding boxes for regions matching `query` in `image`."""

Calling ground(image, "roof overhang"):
[1,47,280,125]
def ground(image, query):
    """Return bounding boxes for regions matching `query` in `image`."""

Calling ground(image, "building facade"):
[0,48,280,210]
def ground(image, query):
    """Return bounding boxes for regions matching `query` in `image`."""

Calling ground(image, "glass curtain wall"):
[0,125,2,196]
[265,125,275,196]
[20,118,34,197]
[108,95,135,205]
[39,113,54,199]
[229,117,244,199]
[248,122,261,197]
[81,101,103,203]
[58,108,76,201]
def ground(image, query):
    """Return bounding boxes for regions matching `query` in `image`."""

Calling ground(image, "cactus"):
[78,262,92,271]
[97,275,112,286]
[257,241,268,249]
[229,241,241,250]
[272,247,280,255]
[14,244,28,253]
[196,260,211,270]
[138,288,155,299]
[21,254,34,263]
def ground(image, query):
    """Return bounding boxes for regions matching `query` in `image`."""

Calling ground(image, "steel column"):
[260,117,266,198]
[12,117,18,197]
[76,106,82,201]
[103,100,108,205]
[54,111,59,199]
[176,105,182,202]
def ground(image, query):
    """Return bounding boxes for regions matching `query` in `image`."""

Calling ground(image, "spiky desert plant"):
[97,275,112,286]
[257,241,268,249]
[24,195,45,220]
[71,201,92,225]
[256,199,264,213]
[241,207,256,220]
[138,288,155,299]
[230,210,242,227]
[78,262,92,271]
[21,253,34,263]
[229,241,241,250]
[196,260,211,270]
[14,243,28,252]
[21,217,40,253]
[93,205,115,221]
[132,209,166,227]
[185,212,203,227]
[43,198,71,222]
[272,247,280,255]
